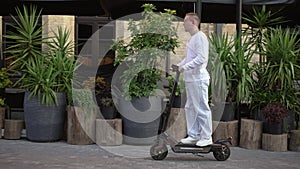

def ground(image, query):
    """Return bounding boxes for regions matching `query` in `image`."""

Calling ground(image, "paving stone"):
[0,139,299,169]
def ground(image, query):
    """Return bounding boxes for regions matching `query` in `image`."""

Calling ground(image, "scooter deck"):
[172,143,222,153]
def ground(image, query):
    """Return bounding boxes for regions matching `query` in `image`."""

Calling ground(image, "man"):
[177,12,213,147]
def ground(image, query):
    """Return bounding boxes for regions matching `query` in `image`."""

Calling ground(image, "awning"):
[99,0,299,26]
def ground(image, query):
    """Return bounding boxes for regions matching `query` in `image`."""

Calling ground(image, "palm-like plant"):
[253,27,300,112]
[5,5,79,105]
[5,5,44,72]
[243,5,287,63]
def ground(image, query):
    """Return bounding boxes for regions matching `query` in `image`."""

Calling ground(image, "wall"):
[42,15,75,54]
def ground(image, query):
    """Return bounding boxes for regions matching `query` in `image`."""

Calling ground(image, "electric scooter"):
[150,64,232,161]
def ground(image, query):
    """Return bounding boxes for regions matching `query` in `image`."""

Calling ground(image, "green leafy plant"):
[0,97,6,108]
[72,88,97,110]
[0,68,12,88]
[111,4,179,100]
[243,5,287,63]
[5,5,44,72]
[208,33,255,105]
[252,27,300,114]
[99,97,114,107]
[167,75,184,96]
[5,5,79,105]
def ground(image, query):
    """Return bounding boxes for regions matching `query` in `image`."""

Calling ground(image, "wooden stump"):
[166,108,187,141]
[289,130,300,152]
[213,120,238,146]
[0,108,5,129]
[4,119,24,140]
[67,107,94,145]
[262,133,287,152]
[240,119,263,149]
[96,119,122,146]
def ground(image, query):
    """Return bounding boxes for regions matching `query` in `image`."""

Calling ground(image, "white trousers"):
[184,80,212,140]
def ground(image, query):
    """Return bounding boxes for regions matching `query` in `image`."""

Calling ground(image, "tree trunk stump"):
[4,119,24,140]
[213,120,238,146]
[289,130,300,152]
[262,133,287,152]
[67,106,95,145]
[166,108,187,141]
[239,118,263,149]
[0,108,5,129]
[96,119,122,146]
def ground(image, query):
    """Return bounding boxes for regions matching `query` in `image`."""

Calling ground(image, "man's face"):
[183,16,193,32]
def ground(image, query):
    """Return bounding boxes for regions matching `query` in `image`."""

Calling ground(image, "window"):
[75,16,115,60]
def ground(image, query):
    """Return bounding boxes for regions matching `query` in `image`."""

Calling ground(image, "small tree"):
[111,4,179,100]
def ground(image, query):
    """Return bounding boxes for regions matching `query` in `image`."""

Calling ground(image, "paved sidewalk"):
[0,139,299,169]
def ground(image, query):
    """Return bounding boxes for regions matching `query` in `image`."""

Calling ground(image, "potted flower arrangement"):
[262,103,289,134]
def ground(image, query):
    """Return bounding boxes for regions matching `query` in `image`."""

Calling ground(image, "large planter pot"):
[212,102,236,121]
[118,96,162,145]
[24,92,66,142]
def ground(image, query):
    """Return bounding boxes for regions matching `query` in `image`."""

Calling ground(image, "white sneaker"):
[180,136,199,144]
[196,137,213,147]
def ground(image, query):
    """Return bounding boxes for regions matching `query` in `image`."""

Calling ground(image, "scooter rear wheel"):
[150,144,168,160]
[213,144,231,161]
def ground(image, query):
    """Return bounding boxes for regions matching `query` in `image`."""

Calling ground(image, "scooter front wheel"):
[213,144,231,161]
[150,144,168,160]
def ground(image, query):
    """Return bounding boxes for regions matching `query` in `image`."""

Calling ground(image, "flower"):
[262,103,288,123]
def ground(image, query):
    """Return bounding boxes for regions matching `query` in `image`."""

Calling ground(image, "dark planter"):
[24,92,66,142]
[100,106,117,119]
[118,96,162,145]
[221,102,236,121]
[283,110,295,133]
[266,121,283,135]
[211,101,236,121]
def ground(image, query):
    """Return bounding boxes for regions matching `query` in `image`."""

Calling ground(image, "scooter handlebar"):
[170,64,179,72]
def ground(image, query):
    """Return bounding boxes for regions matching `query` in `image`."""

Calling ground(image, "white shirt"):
[177,31,210,82]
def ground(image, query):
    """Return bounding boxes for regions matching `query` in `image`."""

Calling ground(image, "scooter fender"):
[214,137,233,145]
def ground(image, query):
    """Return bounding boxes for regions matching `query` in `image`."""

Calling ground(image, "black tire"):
[213,144,231,161]
[150,144,168,160]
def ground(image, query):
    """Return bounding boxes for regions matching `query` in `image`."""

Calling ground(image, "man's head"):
[183,13,200,33]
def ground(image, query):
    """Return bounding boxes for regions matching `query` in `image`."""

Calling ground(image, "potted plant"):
[208,33,256,121]
[99,97,117,119]
[5,5,79,142]
[251,27,300,132]
[111,4,179,145]
[262,102,289,134]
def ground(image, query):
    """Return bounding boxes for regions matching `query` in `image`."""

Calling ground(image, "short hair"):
[185,13,200,26]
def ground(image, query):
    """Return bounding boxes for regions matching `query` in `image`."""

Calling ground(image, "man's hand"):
[179,66,184,73]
